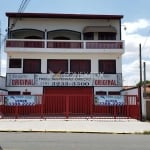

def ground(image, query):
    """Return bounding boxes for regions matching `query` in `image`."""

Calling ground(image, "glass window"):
[108,91,120,95]
[70,60,91,73]
[83,32,94,40]
[9,59,21,68]
[23,59,41,73]
[8,91,21,95]
[96,91,107,95]
[99,60,116,74]
[47,59,68,74]
[98,32,116,40]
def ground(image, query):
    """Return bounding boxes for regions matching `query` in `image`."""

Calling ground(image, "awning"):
[83,26,117,33]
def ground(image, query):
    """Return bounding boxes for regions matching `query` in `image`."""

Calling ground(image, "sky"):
[0,0,150,86]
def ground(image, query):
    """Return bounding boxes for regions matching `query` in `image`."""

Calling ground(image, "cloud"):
[122,19,150,85]
[122,19,150,34]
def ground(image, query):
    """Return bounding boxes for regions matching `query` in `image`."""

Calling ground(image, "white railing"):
[5,39,124,49]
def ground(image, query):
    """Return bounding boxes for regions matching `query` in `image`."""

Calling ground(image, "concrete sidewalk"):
[0,119,150,134]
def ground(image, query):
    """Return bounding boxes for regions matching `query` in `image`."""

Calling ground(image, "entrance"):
[43,87,93,117]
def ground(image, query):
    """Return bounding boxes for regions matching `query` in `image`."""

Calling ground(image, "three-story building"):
[5,12,124,98]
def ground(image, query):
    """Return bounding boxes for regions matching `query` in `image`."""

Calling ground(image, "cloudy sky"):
[0,0,150,86]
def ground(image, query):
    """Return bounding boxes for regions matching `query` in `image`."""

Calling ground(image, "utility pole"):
[143,62,146,97]
[139,43,142,121]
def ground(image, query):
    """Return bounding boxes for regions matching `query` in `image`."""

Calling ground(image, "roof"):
[6,12,123,19]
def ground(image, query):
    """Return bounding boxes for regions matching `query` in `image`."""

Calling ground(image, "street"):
[0,132,150,150]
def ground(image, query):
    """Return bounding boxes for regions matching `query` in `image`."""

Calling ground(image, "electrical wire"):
[142,29,150,49]
[11,0,31,29]
[18,0,31,13]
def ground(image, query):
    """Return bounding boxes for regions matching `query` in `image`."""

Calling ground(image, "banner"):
[34,74,92,86]
[4,95,35,106]
[94,95,124,105]
[6,73,122,87]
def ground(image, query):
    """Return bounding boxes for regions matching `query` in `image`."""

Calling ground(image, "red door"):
[43,87,93,117]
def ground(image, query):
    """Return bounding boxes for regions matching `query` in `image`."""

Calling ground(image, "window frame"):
[70,59,91,74]
[83,32,94,40]
[9,58,22,68]
[47,59,68,74]
[99,59,116,74]
[98,32,116,40]
[23,59,41,73]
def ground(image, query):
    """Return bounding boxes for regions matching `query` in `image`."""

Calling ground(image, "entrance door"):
[43,87,93,117]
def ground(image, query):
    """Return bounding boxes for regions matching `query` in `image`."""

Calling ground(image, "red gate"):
[0,95,140,119]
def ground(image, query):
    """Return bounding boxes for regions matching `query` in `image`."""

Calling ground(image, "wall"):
[121,87,146,119]
[9,18,121,40]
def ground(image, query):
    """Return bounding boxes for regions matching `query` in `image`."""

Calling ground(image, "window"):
[99,60,116,74]
[9,59,21,68]
[98,32,116,40]
[96,91,107,95]
[70,60,91,73]
[22,91,31,95]
[47,59,68,74]
[8,91,21,95]
[108,91,120,95]
[23,59,41,73]
[83,32,94,40]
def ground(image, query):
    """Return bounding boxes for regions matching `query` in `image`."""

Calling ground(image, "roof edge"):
[6,12,123,19]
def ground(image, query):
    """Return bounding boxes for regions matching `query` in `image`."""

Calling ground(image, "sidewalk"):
[0,118,150,134]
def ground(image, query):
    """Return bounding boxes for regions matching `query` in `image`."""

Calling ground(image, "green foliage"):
[136,80,150,86]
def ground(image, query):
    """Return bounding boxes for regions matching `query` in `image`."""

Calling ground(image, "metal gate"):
[0,94,140,119]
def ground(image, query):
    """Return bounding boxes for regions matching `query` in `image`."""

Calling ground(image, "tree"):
[136,80,150,86]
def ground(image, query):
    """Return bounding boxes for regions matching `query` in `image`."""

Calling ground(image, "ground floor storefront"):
[0,87,140,120]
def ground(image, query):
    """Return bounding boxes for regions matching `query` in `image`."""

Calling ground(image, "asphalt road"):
[0,132,150,150]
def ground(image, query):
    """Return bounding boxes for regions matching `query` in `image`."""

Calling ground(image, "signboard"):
[94,95,124,105]
[6,74,34,86]
[6,73,122,87]
[34,74,93,86]
[4,95,35,106]
[93,73,122,86]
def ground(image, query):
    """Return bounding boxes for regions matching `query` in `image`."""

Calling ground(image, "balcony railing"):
[6,39,124,49]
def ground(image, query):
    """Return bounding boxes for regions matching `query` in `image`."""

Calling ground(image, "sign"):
[6,74,34,86]
[93,74,122,86]
[6,73,122,87]
[4,95,35,106]
[94,95,124,105]
[34,74,93,86]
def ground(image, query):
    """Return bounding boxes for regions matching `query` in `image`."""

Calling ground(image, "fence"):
[0,94,140,119]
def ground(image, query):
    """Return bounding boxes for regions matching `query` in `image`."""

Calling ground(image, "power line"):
[18,0,31,13]
[0,0,31,76]
[142,29,150,49]
[11,0,31,29]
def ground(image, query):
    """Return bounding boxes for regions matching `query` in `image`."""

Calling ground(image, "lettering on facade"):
[7,73,122,87]
[95,80,116,86]
[12,79,34,86]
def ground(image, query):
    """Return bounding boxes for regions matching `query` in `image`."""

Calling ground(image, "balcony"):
[5,39,124,54]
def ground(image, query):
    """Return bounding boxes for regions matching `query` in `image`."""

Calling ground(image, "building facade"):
[5,12,124,97]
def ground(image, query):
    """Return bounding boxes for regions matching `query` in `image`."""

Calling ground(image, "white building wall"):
[9,18,121,40]
[0,76,6,90]
[7,52,122,74]
[7,86,43,95]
